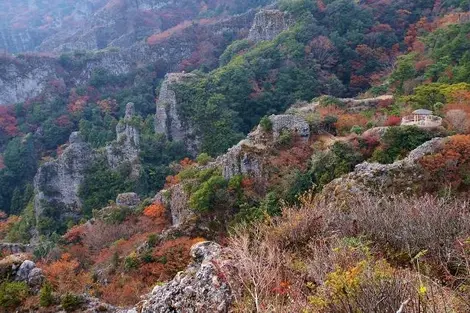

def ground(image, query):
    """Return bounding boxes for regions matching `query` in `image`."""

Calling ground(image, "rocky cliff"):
[321,137,447,202]
[0,8,256,105]
[33,132,95,224]
[136,241,232,313]
[248,9,291,42]
[106,102,141,179]
[155,72,199,154]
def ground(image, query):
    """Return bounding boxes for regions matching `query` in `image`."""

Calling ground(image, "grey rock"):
[138,241,232,313]
[154,184,192,226]
[248,10,291,42]
[116,192,141,207]
[269,114,310,140]
[15,260,35,282]
[155,73,199,155]
[27,267,44,289]
[322,137,446,198]
[106,102,141,179]
[34,131,95,224]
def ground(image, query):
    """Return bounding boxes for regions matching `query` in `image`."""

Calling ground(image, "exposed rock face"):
[0,55,62,104]
[322,137,446,200]
[137,241,232,313]
[34,132,95,223]
[15,260,44,291]
[0,254,28,280]
[248,9,291,42]
[269,114,310,140]
[0,9,256,105]
[155,73,199,154]
[218,140,266,180]
[154,184,192,226]
[106,102,141,179]
[116,192,141,207]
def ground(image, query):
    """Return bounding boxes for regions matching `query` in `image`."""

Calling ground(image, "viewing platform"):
[401,109,442,128]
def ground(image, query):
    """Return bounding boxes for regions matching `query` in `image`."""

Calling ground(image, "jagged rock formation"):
[270,114,310,140]
[0,55,63,104]
[116,192,141,207]
[34,132,95,223]
[248,9,291,42]
[14,260,44,291]
[155,73,199,154]
[106,102,141,179]
[321,137,446,200]
[137,241,232,313]
[154,185,192,227]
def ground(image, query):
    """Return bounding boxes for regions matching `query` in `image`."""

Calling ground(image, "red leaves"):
[384,116,402,126]
[0,106,18,137]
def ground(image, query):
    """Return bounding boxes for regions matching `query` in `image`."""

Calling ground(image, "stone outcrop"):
[154,184,192,226]
[269,114,310,140]
[15,260,44,291]
[116,192,141,207]
[0,55,63,104]
[155,73,199,154]
[106,102,141,179]
[137,241,232,313]
[218,140,266,180]
[248,9,291,42]
[321,137,446,200]
[34,132,95,223]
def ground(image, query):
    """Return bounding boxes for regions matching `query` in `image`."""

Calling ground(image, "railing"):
[401,115,442,128]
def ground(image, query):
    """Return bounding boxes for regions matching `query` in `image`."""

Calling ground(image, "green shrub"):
[147,233,158,247]
[189,175,228,212]
[39,282,54,307]
[124,253,139,271]
[0,281,29,308]
[196,153,212,165]
[61,293,82,312]
[277,129,293,147]
[350,125,363,135]
[371,126,436,164]
[259,116,273,132]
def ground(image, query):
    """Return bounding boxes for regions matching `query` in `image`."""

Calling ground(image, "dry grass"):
[226,193,470,312]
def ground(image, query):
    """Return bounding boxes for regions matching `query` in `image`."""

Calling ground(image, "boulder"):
[116,193,141,207]
[0,254,28,280]
[138,241,232,313]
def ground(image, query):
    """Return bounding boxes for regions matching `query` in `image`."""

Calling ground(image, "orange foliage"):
[180,157,194,168]
[40,253,91,294]
[143,202,166,219]
[420,135,470,190]
[335,114,368,132]
[100,275,146,306]
[0,215,20,240]
[165,175,180,188]
[97,98,117,113]
[317,105,344,118]
[147,19,217,46]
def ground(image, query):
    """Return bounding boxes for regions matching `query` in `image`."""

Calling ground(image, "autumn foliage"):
[420,135,470,190]
[143,202,166,219]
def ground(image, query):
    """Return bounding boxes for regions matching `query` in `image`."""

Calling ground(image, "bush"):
[259,116,273,132]
[196,153,212,165]
[39,282,54,307]
[61,293,83,312]
[0,281,29,308]
[371,126,436,164]
[277,129,293,147]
